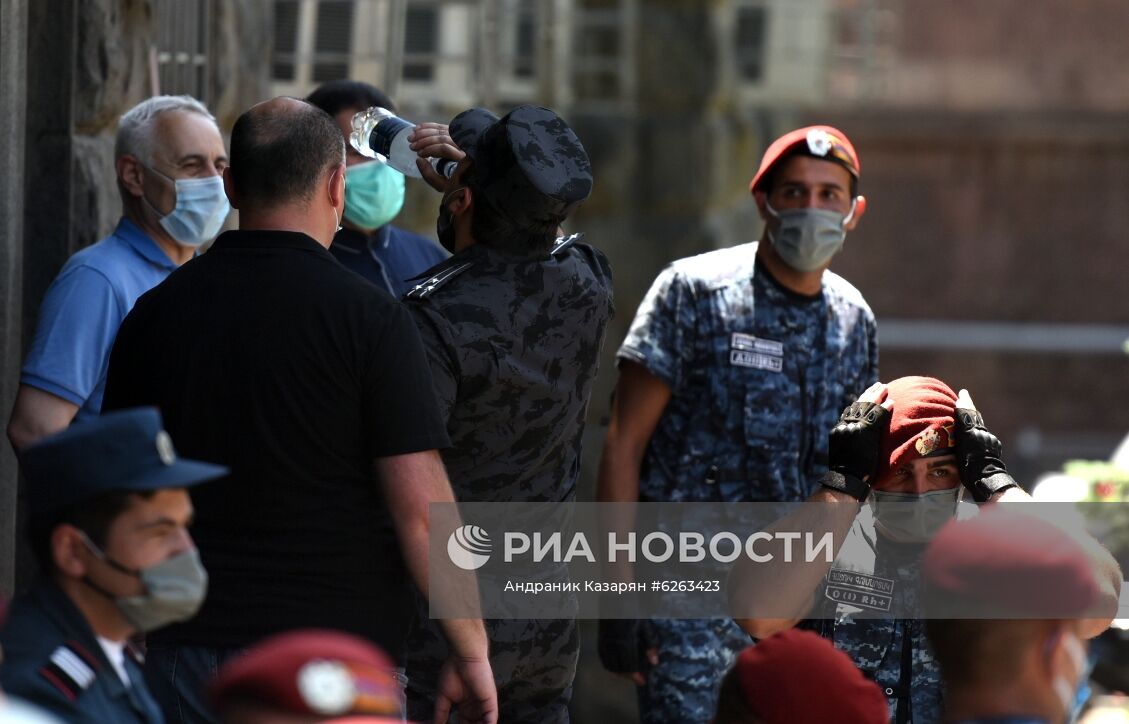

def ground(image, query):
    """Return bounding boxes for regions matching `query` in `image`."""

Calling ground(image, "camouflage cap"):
[449,105,593,227]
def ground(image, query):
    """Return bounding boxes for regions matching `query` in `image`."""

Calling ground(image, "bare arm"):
[731,488,861,638]
[734,381,893,638]
[375,449,485,655]
[7,385,80,452]
[597,361,672,506]
[594,361,671,683]
[375,450,497,723]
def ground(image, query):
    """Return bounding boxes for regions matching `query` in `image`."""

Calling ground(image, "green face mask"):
[343,160,406,231]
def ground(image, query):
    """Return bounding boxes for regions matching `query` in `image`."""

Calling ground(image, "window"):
[572,3,628,103]
[512,0,537,79]
[312,1,354,82]
[269,0,355,87]
[272,0,300,81]
[735,4,768,83]
[153,0,210,100]
[403,3,439,82]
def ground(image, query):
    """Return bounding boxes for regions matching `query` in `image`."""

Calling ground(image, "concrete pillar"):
[0,0,29,595]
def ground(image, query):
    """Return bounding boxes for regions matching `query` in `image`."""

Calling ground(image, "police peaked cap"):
[21,407,228,517]
[448,105,593,227]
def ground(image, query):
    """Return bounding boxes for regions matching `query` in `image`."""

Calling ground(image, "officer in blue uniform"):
[597,126,878,723]
[0,408,225,723]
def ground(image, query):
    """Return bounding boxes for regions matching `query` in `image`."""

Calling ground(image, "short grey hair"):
[115,95,217,164]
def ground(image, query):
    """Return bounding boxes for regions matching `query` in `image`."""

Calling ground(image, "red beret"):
[735,629,888,724]
[209,629,403,720]
[749,125,860,195]
[877,376,958,483]
[923,507,1100,618]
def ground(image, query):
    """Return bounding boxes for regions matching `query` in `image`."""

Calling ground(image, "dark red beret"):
[749,125,860,194]
[736,629,889,724]
[923,507,1099,618]
[209,629,403,719]
[876,376,958,483]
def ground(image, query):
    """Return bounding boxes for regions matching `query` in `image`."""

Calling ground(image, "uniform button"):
[705,465,719,484]
[884,687,894,696]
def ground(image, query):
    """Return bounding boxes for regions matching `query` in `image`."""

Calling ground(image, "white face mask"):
[1051,631,1088,722]
[144,165,230,248]
[765,199,856,272]
[79,532,209,633]
[869,486,961,543]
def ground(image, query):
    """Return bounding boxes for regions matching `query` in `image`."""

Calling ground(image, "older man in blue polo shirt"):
[7,95,229,451]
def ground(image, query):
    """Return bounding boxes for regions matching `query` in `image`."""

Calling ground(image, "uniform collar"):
[116,217,179,272]
[32,579,150,706]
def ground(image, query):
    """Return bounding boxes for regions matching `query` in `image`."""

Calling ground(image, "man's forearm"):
[7,385,80,452]
[376,450,489,659]
[730,488,860,628]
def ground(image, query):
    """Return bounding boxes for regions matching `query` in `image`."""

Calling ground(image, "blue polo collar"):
[115,217,179,272]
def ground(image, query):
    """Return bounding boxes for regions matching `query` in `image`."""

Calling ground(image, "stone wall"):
[823,109,1129,482]
[6,0,272,591]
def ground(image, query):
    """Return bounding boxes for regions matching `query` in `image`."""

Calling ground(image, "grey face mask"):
[869,487,961,543]
[80,534,208,633]
[765,199,856,272]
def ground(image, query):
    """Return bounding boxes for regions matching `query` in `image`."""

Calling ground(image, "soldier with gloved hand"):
[731,376,1086,724]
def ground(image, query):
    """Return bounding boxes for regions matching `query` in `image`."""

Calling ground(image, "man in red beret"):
[733,376,1121,724]
[598,126,878,721]
[712,629,888,724]
[924,509,1104,724]
[209,629,405,724]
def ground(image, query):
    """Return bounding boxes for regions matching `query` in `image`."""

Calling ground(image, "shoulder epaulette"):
[551,232,585,256]
[39,642,99,700]
[405,261,475,300]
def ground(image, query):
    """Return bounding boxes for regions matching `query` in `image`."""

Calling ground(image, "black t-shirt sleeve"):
[102,304,144,412]
[363,302,451,457]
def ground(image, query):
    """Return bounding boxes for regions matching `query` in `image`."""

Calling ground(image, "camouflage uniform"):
[619,241,877,721]
[402,234,614,723]
[801,505,943,724]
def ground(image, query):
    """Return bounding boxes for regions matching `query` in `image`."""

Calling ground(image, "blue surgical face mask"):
[144,166,230,248]
[765,199,856,272]
[343,160,406,231]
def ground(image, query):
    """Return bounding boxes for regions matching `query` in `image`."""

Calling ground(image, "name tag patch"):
[824,568,894,612]
[730,333,783,371]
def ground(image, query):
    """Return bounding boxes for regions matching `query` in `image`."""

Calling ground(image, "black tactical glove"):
[597,593,643,674]
[955,407,1019,502]
[821,399,891,501]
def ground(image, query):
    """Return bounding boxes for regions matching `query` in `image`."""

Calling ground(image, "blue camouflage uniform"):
[801,505,942,724]
[0,580,165,723]
[401,234,614,723]
[619,241,878,722]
